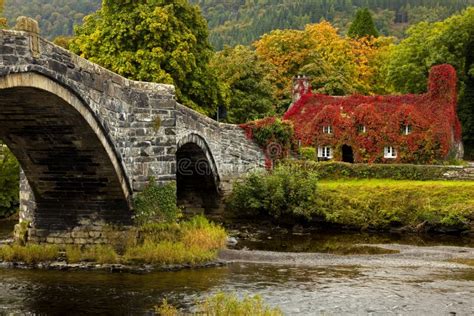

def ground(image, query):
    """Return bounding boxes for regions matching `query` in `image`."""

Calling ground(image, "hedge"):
[283,160,460,181]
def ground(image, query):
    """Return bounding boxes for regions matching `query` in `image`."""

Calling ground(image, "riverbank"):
[0,258,226,274]
[228,164,474,233]
[0,216,228,273]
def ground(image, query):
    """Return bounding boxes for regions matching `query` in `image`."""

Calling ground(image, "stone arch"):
[0,72,132,229]
[176,133,221,214]
[176,133,220,189]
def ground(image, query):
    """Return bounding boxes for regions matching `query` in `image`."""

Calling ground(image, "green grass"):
[316,180,474,230]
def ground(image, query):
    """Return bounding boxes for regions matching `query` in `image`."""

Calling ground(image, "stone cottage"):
[283,64,464,163]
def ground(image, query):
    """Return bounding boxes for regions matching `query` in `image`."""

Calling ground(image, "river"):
[1,221,473,315]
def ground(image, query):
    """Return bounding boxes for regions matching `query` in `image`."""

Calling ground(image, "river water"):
[1,221,473,315]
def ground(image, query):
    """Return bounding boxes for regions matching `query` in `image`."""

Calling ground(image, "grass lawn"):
[315,179,474,230]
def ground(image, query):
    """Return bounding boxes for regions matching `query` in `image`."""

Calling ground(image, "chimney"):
[292,75,311,104]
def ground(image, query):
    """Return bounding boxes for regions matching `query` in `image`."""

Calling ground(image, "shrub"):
[299,147,317,161]
[0,144,19,218]
[285,160,455,180]
[133,179,182,225]
[228,164,319,219]
[240,117,295,160]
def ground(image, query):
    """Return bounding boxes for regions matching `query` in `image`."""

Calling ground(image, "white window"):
[318,146,333,159]
[384,146,397,159]
[358,125,367,134]
[323,125,333,134]
[403,124,412,135]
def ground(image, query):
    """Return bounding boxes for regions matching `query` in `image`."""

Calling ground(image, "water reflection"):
[1,263,472,315]
[0,267,231,314]
[232,226,474,253]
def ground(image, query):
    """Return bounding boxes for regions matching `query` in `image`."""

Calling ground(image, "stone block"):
[72,231,90,238]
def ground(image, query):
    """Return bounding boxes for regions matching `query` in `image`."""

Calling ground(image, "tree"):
[254,21,392,113]
[210,45,276,123]
[348,8,379,38]
[386,8,474,157]
[70,0,225,115]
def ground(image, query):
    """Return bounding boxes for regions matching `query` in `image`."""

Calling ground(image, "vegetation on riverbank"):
[287,160,467,180]
[317,180,474,231]
[0,216,227,266]
[229,164,474,232]
[156,293,282,316]
[0,144,19,219]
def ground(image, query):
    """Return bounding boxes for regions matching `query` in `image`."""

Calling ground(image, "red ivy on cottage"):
[283,64,462,164]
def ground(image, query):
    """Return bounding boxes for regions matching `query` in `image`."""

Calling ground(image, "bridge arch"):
[0,72,132,229]
[176,133,221,213]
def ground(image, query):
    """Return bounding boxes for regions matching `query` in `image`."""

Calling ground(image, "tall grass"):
[125,216,227,265]
[1,216,227,266]
[0,244,59,264]
[155,293,283,316]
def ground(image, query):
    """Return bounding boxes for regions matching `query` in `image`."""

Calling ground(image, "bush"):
[228,164,319,219]
[240,117,295,160]
[285,160,455,180]
[299,147,317,161]
[0,144,19,218]
[133,179,182,224]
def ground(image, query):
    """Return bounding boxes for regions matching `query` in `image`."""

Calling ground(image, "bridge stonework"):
[0,18,264,244]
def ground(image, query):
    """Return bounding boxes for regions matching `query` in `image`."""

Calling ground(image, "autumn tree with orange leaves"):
[254,21,393,113]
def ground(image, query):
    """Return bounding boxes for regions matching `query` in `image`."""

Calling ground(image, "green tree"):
[70,0,225,115]
[386,8,474,157]
[0,144,19,218]
[210,45,276,123]
[348,8,379,38]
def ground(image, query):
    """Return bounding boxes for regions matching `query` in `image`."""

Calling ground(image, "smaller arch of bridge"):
[176,133,220,191]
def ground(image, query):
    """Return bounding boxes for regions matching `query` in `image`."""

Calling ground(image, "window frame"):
[322,125,333,134]
[384,146,397,159]
[318,146,333,159]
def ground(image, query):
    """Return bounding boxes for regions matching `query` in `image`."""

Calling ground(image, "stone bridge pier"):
[0,18,265,244]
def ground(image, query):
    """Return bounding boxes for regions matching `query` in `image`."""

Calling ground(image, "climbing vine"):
[240,117,295,167]
[283,64,462,164]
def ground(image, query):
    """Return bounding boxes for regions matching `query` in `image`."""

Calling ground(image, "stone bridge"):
[0,18,265,243]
